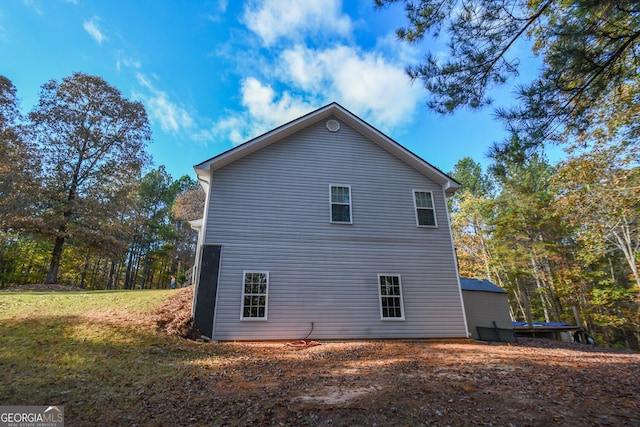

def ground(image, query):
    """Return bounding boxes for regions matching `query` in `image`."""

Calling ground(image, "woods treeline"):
[0,73,205,290]
[3,0,640,352]
[379,0,640,348]
[449,149,639,349]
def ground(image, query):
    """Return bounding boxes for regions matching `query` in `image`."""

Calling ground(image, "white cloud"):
[22,0,43,15]
[243,0,351,46]
[278,44,423,129]
[134,73,195,135]
[83,16,107,44]
[210,114,249,146]
[205,0,228,22]
[279,46,325,92]
[212,78,316,145]
[374,32,422,65]
[211,41,424,145]
[116,53,142,72]
[212,2,425,147]
[240,77,313,126]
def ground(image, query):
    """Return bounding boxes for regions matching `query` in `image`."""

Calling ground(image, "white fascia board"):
[193,103,460,195]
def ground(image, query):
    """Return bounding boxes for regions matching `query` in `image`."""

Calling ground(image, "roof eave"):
[193,103,339,177]
[193,102,461,194]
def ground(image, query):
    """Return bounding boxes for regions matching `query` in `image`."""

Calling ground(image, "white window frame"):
[240,271,269,320]
[377,274,405,320]
[329,185,352,224]
[413,190,437,228]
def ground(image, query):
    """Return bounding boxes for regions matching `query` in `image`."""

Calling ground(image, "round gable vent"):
[326,119,340,132]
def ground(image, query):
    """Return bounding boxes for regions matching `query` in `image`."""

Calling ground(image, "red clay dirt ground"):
[151,287,640,426]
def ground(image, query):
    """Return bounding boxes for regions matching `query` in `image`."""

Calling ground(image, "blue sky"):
[1,0,552,181]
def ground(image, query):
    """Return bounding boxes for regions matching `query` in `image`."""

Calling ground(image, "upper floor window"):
[413,190,437,227]
[241,271,269,320]
[330,185,352,223]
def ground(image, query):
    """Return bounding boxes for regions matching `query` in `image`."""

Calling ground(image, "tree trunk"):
[79,252,91,288]
[124,239,139,290]
[89,259,100,289]
[45,236,66,284]
[107,259,117,290]
[610,223,640,289]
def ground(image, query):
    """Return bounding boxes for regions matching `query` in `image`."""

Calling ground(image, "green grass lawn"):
[0,289,171,317]
[0,289,217,425]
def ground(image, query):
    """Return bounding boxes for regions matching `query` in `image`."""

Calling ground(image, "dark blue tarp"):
[512,321,571,327]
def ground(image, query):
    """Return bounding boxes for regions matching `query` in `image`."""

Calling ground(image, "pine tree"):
[376,0,640,152]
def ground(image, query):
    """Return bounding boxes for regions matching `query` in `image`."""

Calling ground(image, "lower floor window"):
[378,274,405,320]
[241,271,269,319]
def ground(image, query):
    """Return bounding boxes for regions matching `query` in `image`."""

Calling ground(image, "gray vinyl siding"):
[462,291,513,340]
[202,117,467,340]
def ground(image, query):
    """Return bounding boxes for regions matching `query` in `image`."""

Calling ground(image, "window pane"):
[331,186,350,203]
[379,275,404,319]
[243,296,252,318]
[330,186,352,223]
[331,204,351,222]
[417,208,436,226]
[242,272,268,318]
[390,276,399,288]
[415,191,433,208]
[391,284,400,296]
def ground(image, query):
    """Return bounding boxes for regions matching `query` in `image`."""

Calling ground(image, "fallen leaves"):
[150,287,640,426]
[4,286,638,426]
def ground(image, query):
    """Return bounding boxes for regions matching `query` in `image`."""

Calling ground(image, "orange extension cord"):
[284,322,321,350]
[284,339,322,350]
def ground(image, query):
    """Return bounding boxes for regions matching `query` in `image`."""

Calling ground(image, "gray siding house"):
[191,103,469,340]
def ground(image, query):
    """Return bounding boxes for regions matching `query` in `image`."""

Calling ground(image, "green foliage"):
[122,167,198,290]
[0,75,199,290]
[449,157,493,201]
[0,76,40,231]
[448,145,640,347]
[449,158,495,279]
[0,233,51,287]
[376,0,640,152]
[28,72,152,284]
[553,143,640,288]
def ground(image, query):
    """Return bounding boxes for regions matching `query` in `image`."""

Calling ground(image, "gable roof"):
[194,102,460,194]
[460,278,507,294]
